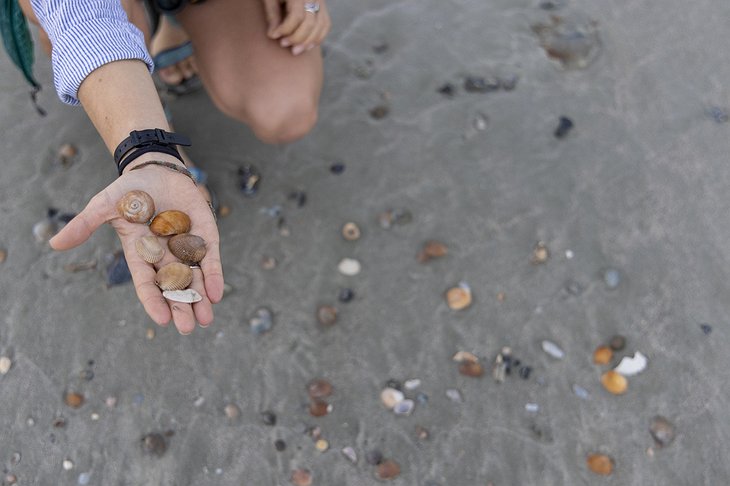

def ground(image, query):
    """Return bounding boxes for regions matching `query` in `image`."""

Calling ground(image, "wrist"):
[122,152,185,174]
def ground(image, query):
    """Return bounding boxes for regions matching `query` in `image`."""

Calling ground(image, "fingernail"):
[292,45,304,55]
[280,39,291,47]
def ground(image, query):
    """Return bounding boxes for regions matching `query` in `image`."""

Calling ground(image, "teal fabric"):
[0,0,39,89]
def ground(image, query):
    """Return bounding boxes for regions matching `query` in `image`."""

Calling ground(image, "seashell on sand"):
[135,236,165,264]
[168,234,207,264]
[614,351,648,376]
[290,469,312,486]
[341,222,361,241]
[338,258,361,276]
[458,360,484,377]
[375,460,401,481]
[0,356,11,374]
[307,379,333,399]
[593,345,613,365]
[417,240,448,263]
[149,210,191,236]
[586,453,614,475]
[116,190,155,224]
[163,289,203,303]
[380,388,404,409]
[649,416,676,448]
[155,262,193,291]
[601,370,628,395]
[446,282,472,310]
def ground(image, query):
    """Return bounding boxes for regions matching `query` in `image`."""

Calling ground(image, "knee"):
[213,86,319,144]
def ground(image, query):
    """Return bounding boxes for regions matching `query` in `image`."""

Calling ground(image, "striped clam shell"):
[135,236,165,264]
[155,262,193,291]
[168,234,206,264]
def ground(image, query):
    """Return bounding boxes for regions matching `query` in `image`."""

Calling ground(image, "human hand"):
[49,163,224,335]
[263,0,331,55]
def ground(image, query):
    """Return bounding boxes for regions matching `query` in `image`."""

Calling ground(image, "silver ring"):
[189,264,202,270]
[304,2,320,14]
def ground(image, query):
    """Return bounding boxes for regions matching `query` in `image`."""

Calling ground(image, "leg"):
[176,0,323,144]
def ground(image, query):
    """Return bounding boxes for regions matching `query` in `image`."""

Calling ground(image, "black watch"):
[114,129,191,176]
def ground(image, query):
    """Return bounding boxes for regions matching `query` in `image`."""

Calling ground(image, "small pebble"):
[224,403,240,420]
[554,116,574,139]
[317,305,338,326]
[290,468,312,486]
[307,379,333,399]
[393,399,415,416]
[380,388,404,409]
[0,356,12,374]
[370,105,390,119]
[249,307,274,335]
[649,415,676,448]
[342,446,357,463]
[417,240,448,263]
[141,433,167,456]
[437,83,456,97]
[145,328,155,340]
[63,459,74,471]
[10,452,21,465]
[27,417,35,426]
[338,288,355,303]
[572,384,591,399]
[565,249,574,259]
[342,222,361,241]
[366,449,383,466]
[700,323,712,335]
[315,439,329,452]
[375,460,401,481]
[261,411,277,426]
[586,453,614,476]
[193,396,205,407]
[609,335,626,351]
[288,190,307,208]
[238,165,261,196]
[445,282,472,310]
[472,112,489,131]
[261,256,277,270]
[603,268,621,289]
[416,392,429,404]
[274,439,287,452]
[531,241,549,264]
[79,368,94,381]
[378,208,412,229]
[77,472,91,485]
[338,258,361,276]
[33,218,58,243]
[218,205,231,217]
[525,403,540,413]
[90,412,100,421]
[492,354,507,383]
[415,425,430,440]
[64,391,84,408]
[541,340,565,359]
[446,388,463,403]
[105,396,117,408]
[404,379,421,390]
[330,162,345,174]
[464,76,499,93]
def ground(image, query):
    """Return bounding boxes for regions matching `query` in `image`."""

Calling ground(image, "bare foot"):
[150,15,198,86]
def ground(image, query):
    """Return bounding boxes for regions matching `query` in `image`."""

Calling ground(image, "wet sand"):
[1,0,729,484]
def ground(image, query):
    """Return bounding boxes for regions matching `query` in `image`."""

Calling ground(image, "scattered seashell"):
[446,388,463,403]
[458,360,484,377]
[5,474,17,485]
[163,289,203,303]
[415,425,430,440]
[417,240,448,263]
[77,472,91,485]
[141,433,167,457]
[499,74,519,91]
[64,391,84,408]
[261,255,277,270]
[586,453,614,476]
[609,335,626,351]
[446,282,472,310]
[116,190,155,224]
[614,351,648,376]
[393,399,415,416]
[238,165,261,196]
[453,351,479,363]
[33,218,58,243]
[532,14,602,69]
[380,388,404,409]
[105,251,132,287]
[315,439,329,452]
[149,210,191,236]
[10,452,20,465]
[531,241,549,264]
[338,258,361,276]
[378,208,412,229]
[309,400,330,417]
[168,234,206,263]
[603,268,621,289]
[307,379,333,399]
[0,356,11,374]
[572,384,591,400]
[146,328,155,340]
[375,460,401,481]
[341,446,357,463]
[57,143,78,165]
[290,468,312,486]
[317,305,338,326]
[554,116,574,139]
[493,353,507,383]
[218,205,231,217]
[404,379,421,390]
[593,345,613,365]
[601,370,628,395]
[248,307,274,335]
[63,259,97,273]
[342,222,361,241]
[649,416,676,448]
[135,236,165,264]
[155,262,193,291]
[0,249,6,264]
[63,459,74,470]
[224,403,240,419]
[525,403,540,413]
[541,340,565,359]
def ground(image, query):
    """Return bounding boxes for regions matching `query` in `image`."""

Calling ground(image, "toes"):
[159,66,184,85]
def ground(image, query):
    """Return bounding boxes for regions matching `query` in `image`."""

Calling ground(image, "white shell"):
[541,340,565,359]
[404,379,421,390]
[380,387,404,409]
[0,356,11,375]
[614,351,648,376]
[162,289,203,303]
[338,258,361,276]
[393,399,415,416]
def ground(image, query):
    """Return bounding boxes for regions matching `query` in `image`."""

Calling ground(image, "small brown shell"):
[586,453,614,475]
[135,236,165,264]
[601,370,628,395]
[155,262,193,291]
[117,190,155,224]
[168,233,206,264]
[593,345,613,365]
[342,222,361,241]
[458,360,484,377]
[446,284,472,310]
[149,210,191,236]
[417,240,448,263]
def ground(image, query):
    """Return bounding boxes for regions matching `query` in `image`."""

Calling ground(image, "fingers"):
[263,0,283,38]
[190,267,214,327]
[50,190,115,251]
[282,9,315,51]
[271,0,304,40]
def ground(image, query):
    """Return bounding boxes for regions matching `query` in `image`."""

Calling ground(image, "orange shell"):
[149,210,191,236]
[446,286,472,310]
[586,453,614,475]
[593,345,613,365]
[601,370,628,395]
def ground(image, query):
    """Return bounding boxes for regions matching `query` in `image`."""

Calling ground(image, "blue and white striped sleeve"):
[30,0,154,105]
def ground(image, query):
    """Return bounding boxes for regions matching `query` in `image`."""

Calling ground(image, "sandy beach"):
[1,0,729,484]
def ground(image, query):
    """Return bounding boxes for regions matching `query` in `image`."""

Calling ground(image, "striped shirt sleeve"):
[30,0,154,105]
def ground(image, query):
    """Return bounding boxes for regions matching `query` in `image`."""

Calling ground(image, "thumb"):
[50,191,114,250]
[263,0,283,37]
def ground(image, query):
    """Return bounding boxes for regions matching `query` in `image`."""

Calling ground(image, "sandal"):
[153,41,203,96]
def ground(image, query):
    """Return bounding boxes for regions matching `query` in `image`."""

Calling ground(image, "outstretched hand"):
[263,0,331,55]
[50,165,224,335]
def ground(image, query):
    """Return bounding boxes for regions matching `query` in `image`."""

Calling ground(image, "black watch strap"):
[113,128,191,165]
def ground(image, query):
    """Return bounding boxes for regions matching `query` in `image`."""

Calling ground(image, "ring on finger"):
[304,2,320,14]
